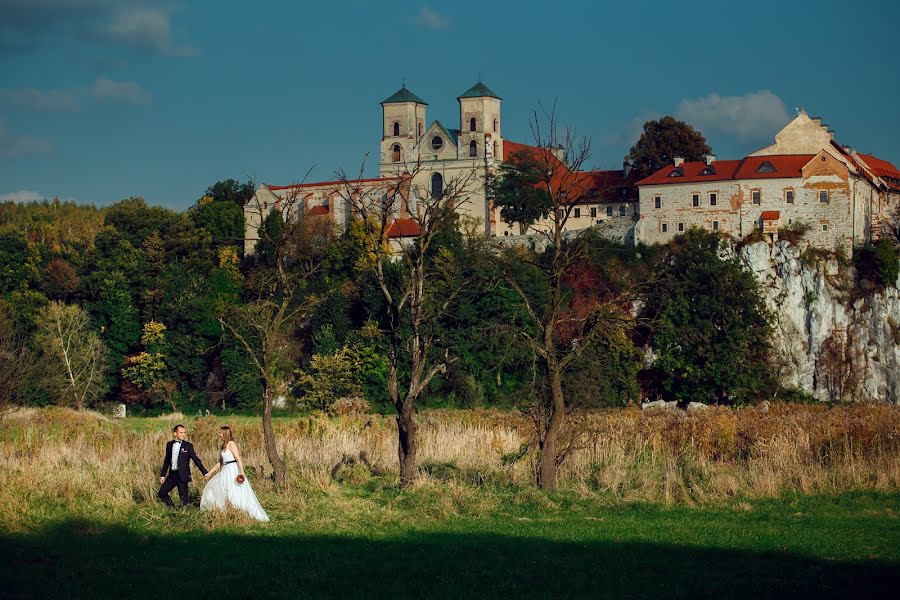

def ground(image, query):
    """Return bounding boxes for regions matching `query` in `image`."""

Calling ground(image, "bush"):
[855,239,899,288]
[777,220,811,244]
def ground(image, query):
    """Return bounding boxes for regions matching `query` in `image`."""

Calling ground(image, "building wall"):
[636,158,882,249]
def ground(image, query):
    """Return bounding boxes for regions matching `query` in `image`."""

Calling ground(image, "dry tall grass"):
[1,404,899,529]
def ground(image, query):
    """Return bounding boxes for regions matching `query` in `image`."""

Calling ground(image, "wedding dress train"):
[200,448,269,522]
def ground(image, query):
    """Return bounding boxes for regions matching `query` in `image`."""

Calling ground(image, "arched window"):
[469,117,476,132]
[392,122,400,136]
[493,118,498,132]
[392,144,401,162]
[431,173,443,198]
[469,140,477,157]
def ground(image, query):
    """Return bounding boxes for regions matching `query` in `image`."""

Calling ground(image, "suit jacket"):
[160,440,208,483]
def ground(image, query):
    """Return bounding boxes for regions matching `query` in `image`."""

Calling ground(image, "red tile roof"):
[637,155,815,186]
[306,205,329,216]
[386,218,420,238]
[760,211,781,220]
[857,153,900,181]
[267,176,398,191]
[502,140,639,203]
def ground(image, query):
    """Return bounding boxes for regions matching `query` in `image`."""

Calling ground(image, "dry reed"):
[1,404,898,530]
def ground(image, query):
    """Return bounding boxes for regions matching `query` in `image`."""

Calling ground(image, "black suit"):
[158,439,208,507]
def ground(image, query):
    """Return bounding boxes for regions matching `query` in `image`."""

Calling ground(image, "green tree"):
[644,228,774,405]
[191,197,245,253]
[104,197,178,247]
[205,179,255,209]
[626,116,712,180]
[488,148,552,234]
[0,229,40,294]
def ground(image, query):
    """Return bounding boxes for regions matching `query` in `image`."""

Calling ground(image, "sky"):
[1,0,899,210]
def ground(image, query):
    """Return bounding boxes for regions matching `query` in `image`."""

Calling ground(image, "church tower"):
[457,81,502,162]
[380,85,427,169]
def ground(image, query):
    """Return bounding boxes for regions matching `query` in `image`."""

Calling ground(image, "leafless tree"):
[335,159,477,486]
[36,301,107,410]
[219,175,326,485]
[498,103,636,490]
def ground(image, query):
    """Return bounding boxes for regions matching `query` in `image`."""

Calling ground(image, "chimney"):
[623,159,632,178]
[673,157,684,167]
[704,154,716,166]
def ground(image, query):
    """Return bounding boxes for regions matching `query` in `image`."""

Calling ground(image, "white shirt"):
[171,440,182,470]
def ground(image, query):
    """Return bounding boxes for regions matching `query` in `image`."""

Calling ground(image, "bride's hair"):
[219,425,234,450]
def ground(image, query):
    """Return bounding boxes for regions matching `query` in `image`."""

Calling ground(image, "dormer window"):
[756,160,776,173]
[392,122,400,136]
[699,166,716,176]
[669,168,684,177]
[431,136,443,150]
[469,117,477,132]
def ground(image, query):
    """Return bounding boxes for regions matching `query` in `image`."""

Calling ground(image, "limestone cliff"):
[738,241,899,404]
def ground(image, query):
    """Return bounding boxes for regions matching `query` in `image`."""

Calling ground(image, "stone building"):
[635,111,899,248]
[244,82,638,252]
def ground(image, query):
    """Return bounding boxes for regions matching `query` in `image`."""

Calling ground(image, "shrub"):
[854,239,899,288]
[777,220,811,244]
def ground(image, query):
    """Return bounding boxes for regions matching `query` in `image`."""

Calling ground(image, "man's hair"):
[173,424,185,433]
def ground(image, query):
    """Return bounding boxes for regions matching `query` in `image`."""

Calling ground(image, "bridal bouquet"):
[236,474,245,484]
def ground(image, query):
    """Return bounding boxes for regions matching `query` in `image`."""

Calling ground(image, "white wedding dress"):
[200,447,269,522]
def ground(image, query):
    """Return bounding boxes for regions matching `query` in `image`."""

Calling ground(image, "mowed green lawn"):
[2,488,899,599]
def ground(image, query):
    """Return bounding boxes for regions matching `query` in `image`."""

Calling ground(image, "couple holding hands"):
[158,423,269,522]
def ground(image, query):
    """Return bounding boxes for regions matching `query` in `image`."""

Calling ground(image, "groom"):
[158,424,208,508]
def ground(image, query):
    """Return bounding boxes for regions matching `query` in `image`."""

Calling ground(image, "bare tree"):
[335,159,476,486]
[498,103,636,490]
[36,302,107,410]
[219,177,326,485]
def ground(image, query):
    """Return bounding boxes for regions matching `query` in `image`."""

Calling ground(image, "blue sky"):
[1,0,898,209]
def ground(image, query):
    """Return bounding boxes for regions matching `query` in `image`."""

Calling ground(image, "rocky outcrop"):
[738,241,900,404]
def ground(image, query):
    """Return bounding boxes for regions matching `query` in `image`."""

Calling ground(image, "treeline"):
[0,179,793,415]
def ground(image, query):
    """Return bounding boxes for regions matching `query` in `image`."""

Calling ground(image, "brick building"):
[635,111,899,248]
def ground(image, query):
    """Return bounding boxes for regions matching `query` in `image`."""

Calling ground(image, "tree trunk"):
[537,364,565,490]
[262,384,286,485]
[397,400,418,487]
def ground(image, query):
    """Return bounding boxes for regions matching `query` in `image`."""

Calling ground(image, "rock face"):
[738,240,900,404]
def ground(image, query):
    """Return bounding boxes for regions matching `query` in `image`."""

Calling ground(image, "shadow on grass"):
[2,519,898,599]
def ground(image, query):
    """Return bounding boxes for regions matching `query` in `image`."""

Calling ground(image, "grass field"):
[2,407,899,598]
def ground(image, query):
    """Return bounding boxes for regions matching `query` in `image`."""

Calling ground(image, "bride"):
[201,425,269,522]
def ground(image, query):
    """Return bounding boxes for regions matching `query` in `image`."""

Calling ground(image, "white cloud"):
[0,87,81,111]
[0,190,44,203]
[675,90,789,142]
[417,7,449,30]
[0,77,151,111]
[89,76,150,105]
[0,116,53,157]
[0,1,194,57]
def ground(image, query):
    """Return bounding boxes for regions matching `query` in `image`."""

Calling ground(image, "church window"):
[470,117,477,132]
[431,136,443,150]
[469,140,477,157]
[392,144,401,162]
[493,119,498,132]
[431,173,443,198]
[393,122,400,136]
